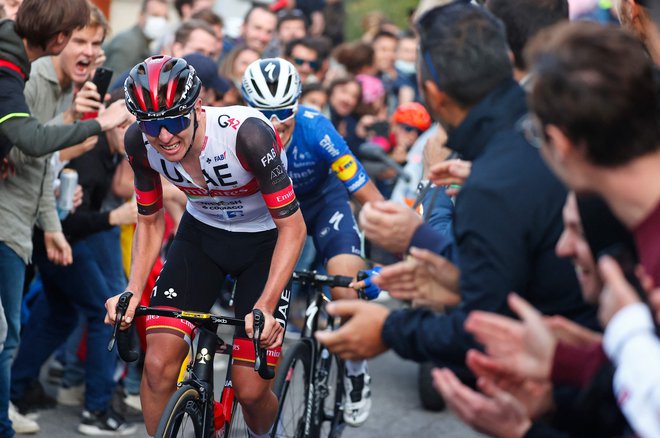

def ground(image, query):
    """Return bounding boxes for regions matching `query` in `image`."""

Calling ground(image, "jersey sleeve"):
[0,70,102,160]
[235,117,299,219]
[311,114,369,194]
[124,124,163,215]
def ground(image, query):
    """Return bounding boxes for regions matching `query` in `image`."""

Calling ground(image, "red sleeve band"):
[262,184,296,210]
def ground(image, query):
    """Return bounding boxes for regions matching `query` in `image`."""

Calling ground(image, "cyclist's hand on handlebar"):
[104,291,140,329]
[245,308,283,349]
[350,266,382,300]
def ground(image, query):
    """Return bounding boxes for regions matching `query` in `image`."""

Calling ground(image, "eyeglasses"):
[517,113,544,149]
[137,112,192,137]
[259,106,297,124]
[292,57,320,72]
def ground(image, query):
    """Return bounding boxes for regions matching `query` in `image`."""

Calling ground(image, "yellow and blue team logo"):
[331,155,357,181]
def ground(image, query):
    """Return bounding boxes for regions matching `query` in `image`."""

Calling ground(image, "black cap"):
[183,53,230,96]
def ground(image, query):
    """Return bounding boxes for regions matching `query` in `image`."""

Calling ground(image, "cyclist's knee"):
[233,370,273,407]
[143,337,188,391]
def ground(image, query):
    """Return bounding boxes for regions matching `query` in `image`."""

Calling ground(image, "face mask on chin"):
[395,60,416,76]
[143,15,169,41]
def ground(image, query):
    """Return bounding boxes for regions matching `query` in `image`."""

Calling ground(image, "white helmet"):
[241,58,302,109]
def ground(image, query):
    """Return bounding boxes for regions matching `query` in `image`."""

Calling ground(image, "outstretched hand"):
[359,201,422,253]
[314,300,389,360]
[374,247,460,311]
[428,159,471,196]
[465,293,556,381]
[432,367,532,438]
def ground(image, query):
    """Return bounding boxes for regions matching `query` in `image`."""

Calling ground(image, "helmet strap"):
[182,110,199,159]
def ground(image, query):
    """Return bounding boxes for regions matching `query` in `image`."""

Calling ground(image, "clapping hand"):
[465,293,556,381]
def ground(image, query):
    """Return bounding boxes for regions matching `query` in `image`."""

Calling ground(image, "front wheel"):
[272,341,314,438]
[156,385,207,438]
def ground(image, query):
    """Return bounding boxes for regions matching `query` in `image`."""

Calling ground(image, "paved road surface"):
[29,346,482,437]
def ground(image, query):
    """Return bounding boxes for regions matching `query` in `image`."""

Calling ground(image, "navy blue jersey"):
[286,106,369,202]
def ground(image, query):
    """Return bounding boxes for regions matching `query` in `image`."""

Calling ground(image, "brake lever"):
[252,309,274,380]
[107,291,132,352]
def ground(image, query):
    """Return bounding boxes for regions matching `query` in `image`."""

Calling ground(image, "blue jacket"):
[382,79,597,367]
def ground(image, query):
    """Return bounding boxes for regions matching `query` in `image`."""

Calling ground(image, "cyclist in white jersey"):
[104,55,306,438]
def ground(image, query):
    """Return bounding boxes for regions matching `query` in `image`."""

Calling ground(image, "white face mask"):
[143,15,169,41]
[395,60,416,76]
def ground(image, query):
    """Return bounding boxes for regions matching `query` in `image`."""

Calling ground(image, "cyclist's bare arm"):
[248,210,306,348]
[105,125,166,328]
[236,117,307,347]
[353,179,385,205]
[105,210,165,328]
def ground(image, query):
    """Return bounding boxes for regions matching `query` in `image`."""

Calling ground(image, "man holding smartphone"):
[1,4,137,436]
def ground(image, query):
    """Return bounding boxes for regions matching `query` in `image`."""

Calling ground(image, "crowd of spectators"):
[0,0,658,437]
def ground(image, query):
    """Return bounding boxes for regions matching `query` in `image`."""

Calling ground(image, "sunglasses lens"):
[138,114,191,137]
[293,57,320,71]
[260,108,296,123]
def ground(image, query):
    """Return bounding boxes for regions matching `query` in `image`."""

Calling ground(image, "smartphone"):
[368,121,389,137]
[81,67,114,120]
[597,243,647,302]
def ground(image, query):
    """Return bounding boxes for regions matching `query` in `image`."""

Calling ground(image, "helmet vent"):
[283,75,293,101]
[251,78,265,100]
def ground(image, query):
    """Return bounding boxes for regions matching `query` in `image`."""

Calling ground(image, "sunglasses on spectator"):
[415,0,472,87]
[137,112,192,137]
[292,57,321,72]
[259,106,297,123]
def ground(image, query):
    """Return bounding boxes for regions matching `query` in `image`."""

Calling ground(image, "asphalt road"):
[28,346,483,437]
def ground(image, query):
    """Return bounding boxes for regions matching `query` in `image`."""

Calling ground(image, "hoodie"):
[0,19,102,160]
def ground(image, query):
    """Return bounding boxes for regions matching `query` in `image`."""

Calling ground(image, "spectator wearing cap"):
[271,0,325,36]
[182,53,230,106]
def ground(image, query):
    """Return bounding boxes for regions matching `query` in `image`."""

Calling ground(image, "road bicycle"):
[108,291,274,438]
[272,270,362,438]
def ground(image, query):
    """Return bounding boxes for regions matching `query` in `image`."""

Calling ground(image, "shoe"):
[343,370,372,426]
[12,381,57,415]
[57,383,85,407]
[47,359,64,385]
[8,403,39,434]
[122,393,141,413]
[78,408,137,436]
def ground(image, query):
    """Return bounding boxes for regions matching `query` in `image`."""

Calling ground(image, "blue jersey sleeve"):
[308,110,369,194]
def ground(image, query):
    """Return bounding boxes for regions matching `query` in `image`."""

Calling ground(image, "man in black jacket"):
[316,2,596,379]
[0,0,128,161]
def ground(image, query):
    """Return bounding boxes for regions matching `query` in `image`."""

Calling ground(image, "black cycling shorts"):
[147,211,283,341]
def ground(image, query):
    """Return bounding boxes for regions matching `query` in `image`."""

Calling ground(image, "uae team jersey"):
[125,105,299,232]
[286,105,369,200]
